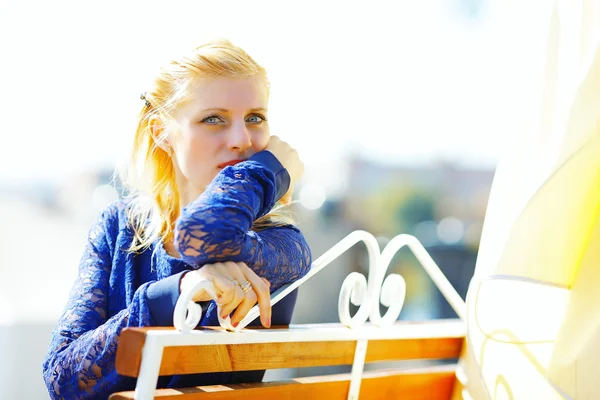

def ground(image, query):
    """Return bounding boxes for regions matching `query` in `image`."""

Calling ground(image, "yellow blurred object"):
[464,0,600,398]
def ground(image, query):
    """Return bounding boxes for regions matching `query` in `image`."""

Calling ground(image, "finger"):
[230,291,258,327]
[218,260,248,301]
[209,262,249,316]
[261,277,271,289]
[219,261,254,323]
[209,262,238,297]
[240,264,271,328]
[210,272,237,306]
[220,261,263,327]
[219,283,245,319]
[221,261,246,286]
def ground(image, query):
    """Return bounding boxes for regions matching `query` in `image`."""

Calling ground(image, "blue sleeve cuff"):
[146,271,188,326]
[249,150,291,202]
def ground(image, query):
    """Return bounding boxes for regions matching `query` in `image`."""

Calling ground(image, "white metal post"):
[134,335,164,400]
[348,339,369,400]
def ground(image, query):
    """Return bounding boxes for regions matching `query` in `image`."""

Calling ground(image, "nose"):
[228,122,252,153]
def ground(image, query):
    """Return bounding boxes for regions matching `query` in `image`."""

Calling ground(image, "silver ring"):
[240,280,252,294]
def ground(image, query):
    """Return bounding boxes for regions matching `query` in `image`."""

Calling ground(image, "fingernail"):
[266,318,271,328]
[221,314,228,319]
[232,321,239,328]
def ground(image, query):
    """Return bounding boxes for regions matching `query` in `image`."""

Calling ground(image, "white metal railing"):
[175,231,466,333]
[134,231,467,400]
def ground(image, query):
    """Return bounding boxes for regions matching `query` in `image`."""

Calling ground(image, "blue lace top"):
[42,151,312,399]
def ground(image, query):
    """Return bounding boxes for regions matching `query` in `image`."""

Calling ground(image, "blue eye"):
[201,116,225,125]
[246,114,267,124]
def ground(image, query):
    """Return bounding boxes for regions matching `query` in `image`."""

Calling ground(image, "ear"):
[148,114,171,151]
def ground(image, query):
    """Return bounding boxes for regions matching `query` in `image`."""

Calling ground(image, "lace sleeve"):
[175,160,312,290]
[241,225,312,290]
[42,206,153,399]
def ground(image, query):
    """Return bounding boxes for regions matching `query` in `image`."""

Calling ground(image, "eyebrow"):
[200,107,268,113]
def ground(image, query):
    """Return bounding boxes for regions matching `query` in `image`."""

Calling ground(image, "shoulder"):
[95,199,132,234]
[89,199,136,253]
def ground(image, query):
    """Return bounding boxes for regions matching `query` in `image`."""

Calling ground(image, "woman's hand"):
[180,261,272,328]
[265,135,304,205]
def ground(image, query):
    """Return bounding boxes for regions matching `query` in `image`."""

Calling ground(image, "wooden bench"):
[111,232,468,400]
[111,320,465,399]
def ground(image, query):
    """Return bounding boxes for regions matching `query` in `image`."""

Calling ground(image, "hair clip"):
[140,92,151,107]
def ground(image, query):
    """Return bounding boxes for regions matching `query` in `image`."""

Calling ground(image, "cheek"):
[253,129,270,151]
[177,130,220,180]
[179,125,220,156]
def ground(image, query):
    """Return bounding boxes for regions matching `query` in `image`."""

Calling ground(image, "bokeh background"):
[0,0,555,397]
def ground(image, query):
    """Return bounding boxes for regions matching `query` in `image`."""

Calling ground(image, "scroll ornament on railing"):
[174,230,465,333]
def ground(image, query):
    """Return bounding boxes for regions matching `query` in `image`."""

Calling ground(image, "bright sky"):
[1,0,552,191]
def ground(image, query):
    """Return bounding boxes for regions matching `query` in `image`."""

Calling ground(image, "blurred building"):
[293,154,495,323]
[345,155,493,244]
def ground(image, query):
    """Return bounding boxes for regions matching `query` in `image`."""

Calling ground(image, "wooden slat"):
[155,336,462,376]
[116,322,464,377]
[110,365,457,400]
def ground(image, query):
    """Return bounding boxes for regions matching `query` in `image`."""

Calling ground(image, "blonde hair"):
[120,39,294,252]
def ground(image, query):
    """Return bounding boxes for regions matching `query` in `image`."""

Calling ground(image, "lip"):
[218,159,246,168]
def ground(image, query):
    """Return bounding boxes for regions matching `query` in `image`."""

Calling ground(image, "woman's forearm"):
[174,152,288,266]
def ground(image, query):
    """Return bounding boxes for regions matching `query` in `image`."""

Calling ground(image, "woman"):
[42,39,312,399]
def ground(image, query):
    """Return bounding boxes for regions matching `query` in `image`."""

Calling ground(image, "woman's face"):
[167,76,270,199]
